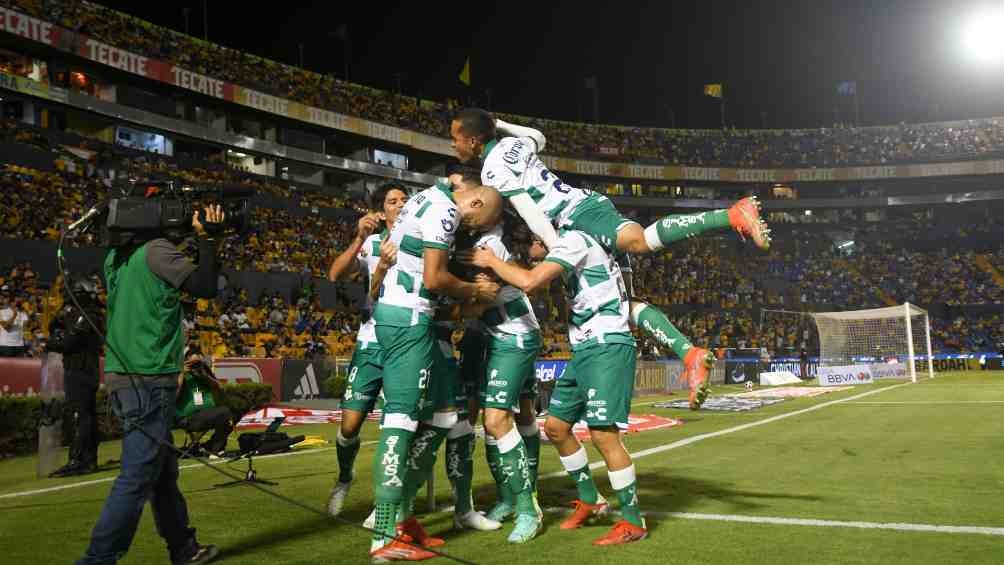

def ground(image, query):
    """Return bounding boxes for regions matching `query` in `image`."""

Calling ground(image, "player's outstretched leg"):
[484,407,540,544]
[635,196,771,252]
[590,429,647,546]
[544,416,609,530]
[448,420,500,531]
[369,418,416,557]
[630,301,713,409]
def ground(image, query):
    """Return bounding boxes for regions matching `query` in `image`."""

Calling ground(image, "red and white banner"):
[237,405,381,428]
[0,7,57,46]
[539,414,682,442]
[211,357,282,399]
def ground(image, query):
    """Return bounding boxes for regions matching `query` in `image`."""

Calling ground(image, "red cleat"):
[559,498,610,530]
[370,536,439,562]
[397,516,445,548]
[727,196,771,250]
[682,347,714,410]
[592,519,648,546]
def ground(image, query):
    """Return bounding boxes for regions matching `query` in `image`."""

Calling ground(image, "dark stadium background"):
[96,0,1004,129]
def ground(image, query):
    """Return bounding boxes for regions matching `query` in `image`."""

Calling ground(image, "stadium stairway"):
[973,254,1004,290]
[833,259,897,306]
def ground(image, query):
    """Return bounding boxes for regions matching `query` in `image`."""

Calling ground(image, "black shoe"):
[64,460,99,476]
[49,460,81,478]
[173,544,219,565]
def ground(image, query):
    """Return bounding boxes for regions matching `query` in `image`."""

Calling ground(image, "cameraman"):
[48,277,104,477]
[77,205,224,565]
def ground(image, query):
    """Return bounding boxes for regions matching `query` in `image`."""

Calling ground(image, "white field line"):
[845,400,1004,405]
[541,383,910,480]
[0,440,377,501]
[541,507,1004,537]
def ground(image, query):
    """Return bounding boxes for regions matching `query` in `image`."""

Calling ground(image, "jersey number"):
[541,167,589,196]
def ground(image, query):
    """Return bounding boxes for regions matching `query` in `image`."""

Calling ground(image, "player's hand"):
[378,239,398,267]
[472,280,500,303]
[193,204,225,237]
[457,246,498,268]
[357,212,380,239]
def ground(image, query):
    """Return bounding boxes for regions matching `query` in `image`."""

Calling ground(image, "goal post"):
[811,302,935,383]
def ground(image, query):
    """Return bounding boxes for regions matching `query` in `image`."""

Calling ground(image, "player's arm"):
[496,118,547,152]
[509,193,559,249]
[328,213,379,282]
[461,247,562,295]
[423,248,498,302]
[368,238,397,301]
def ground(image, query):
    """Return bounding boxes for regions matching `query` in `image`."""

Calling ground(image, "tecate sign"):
[817,365,874,387]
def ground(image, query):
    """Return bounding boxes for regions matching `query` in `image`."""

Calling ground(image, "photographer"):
[77,205,224,565]
[48,277,105,477]
[176,348,233,459]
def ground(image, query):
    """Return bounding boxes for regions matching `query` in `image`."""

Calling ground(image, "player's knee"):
[340,410,365,437]
[588,427,623,452]
[484,408,513,438]
[543,416,571,441]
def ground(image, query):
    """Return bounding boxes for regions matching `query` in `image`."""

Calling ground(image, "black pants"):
[178,407,233,453]
[65,370,99,465]
[0,345,26,357]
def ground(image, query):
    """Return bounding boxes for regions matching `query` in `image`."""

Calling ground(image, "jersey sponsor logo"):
[441,218,456,233]
[503,139,524,165]
[641,320,676,348]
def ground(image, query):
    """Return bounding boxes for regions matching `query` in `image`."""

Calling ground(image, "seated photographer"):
[77,203,225,565]
[176,348,233,459]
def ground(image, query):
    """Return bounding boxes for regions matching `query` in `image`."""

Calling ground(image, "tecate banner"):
[817,364,874,387]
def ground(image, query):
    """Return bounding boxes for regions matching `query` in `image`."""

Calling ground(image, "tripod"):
[214,448,277,488]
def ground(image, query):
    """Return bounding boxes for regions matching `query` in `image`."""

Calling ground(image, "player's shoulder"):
[483,136,533,168]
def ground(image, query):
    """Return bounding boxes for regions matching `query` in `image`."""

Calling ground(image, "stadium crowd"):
[7,0,1004,169]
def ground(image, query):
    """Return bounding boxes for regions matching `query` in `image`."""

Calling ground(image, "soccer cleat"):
[682,347,714,410]
[363,508,376,529]
[592,520,648,546]
[485,501,516,523]
[397,516,445,548]
[172,544,220,565]
[370,537,438,562]
[454,510,502,531]
[559,496,610,530]
[507,513,542,544]
[327,480,352,517]
[727,196,771,250]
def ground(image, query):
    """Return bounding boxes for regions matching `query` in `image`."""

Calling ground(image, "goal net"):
[811,303,934,383]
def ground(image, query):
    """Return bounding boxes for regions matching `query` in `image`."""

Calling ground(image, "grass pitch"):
[2,371,1003,564]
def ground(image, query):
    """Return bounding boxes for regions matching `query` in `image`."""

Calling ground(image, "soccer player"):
[463,224,658,541]
[368,179,503,561]
[325,182,408,517]
[462,227,650,546]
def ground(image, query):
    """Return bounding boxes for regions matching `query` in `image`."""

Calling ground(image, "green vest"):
[176,372,217,419]
[103,242,184,375]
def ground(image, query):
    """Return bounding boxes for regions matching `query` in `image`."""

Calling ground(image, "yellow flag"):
[459,57,471,86]
[704,83,723,98]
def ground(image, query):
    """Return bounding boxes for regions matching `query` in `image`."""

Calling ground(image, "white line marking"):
[542,507,1004,537]
[845,400,1004,405]
[0,440,377,501]
[541,383,909,479]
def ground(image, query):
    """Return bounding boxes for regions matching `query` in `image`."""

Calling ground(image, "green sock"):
[610,465,644,527]
[644,209,730,250]
[372,425,415,543]
[518,424,541,493]
[446,430,475,515]
[397,424,450,522]
[497,428,535,516]
[630,301,693,359]
[485,436,513,506]
[336,430,361,484]
[559,446,599,504]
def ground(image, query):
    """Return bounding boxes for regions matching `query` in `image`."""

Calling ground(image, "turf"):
[1,371,1003,564]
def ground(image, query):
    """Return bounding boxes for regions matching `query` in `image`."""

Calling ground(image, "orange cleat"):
[397,516,445,548]
[370,536,439,562]
[559,498,610,530]
[682,347,714,410]
[592,519,648,546]
[727,196,771,250]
